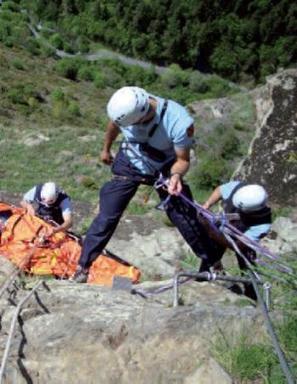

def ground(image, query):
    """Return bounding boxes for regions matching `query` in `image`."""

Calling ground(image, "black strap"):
[148,100,168,138]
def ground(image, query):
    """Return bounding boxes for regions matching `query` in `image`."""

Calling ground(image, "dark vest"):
[223,182,272,234]
[34,184,69,225]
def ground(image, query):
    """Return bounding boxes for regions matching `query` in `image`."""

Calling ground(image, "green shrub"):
[0,22,10,43]
[191,155,232,190]
[97,67,123,88]
[204,124,242,160]
[77,66,95,81]
[54,57,84,80]
[40,44,56,58]
[68,101,81,117]
[124,65,157,87]
[1,1,20,12]
[7,88,26,105]
[11,58,25,70]
[210,42,239,80]
[0,10,14,22]
[160,64,189,88]
[0,11,30,48]
[51,88,65,102]
[63,41,76,54]
[49,33,64,50]
[206,75,233,98]
[76,35,90,53]
[188,71,210,93]
[93,71,107,88]
[233,121,246,131]
[7,84,37,105]
[4,37,14,48]
[221,129,241,160]
[25,38,41,55]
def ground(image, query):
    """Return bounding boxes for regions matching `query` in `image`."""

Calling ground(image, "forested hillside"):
[7,0,297,82]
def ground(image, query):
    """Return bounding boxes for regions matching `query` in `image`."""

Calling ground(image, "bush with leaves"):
[51,88,65,102]
[93,71,107,88]
[7,83,38,106]
[188,71,210,93]
[49,33,64,50]
[11,58,25,71]
[24,37,41,56]
[1,1,20,12]
[77,65,95,81]
[160,64,189,89]
[54,57,84,80]
[189,154,232,190]
[67,101,81,117]
[21,0,296,81]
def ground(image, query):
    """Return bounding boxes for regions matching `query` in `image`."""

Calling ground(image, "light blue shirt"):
[220,181,271,241]
[23,186,72,215]
[120,96,194,175]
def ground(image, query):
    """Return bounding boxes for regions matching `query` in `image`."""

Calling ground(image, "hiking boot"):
[69,266,89,283]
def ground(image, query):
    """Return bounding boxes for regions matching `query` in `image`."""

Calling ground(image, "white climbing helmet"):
[41,182,58,203]
[232,184,268,212]
[107,86,150,127]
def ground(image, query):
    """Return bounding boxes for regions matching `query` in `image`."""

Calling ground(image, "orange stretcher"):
[0,202,141,286]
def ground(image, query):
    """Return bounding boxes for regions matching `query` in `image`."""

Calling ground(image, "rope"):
[248,272,295,384]
[132,276,192,298]
[132,272,258,299]
[0,246,38,299]
[0,267,23,299]
[221,230,262,282]
[106,144,292,274]
[149,177,296,382]
[207,205,295,383]
[156,180,294,274]
[0,280,44,384]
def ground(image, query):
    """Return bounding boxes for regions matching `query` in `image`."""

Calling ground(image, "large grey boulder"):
[109,214,190,279]
[262,216,297,255]
[235,69,297,206]
[0,280,265,384]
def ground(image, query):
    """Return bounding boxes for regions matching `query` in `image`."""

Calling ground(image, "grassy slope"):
[0,44,113,204]
[0,43,250,206]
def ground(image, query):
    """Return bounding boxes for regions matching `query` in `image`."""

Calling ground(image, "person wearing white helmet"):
[203,181,271,239]
[71,85,214,283]
[21,182,73,234]
[202,180,272,299]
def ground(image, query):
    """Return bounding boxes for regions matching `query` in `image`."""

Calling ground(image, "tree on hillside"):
[19,0,297,82]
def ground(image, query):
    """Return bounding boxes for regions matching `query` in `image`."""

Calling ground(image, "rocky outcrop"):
[0,279,265,384]
[235,69,297,206]
[109,214,190,279]
[262,216,297,255]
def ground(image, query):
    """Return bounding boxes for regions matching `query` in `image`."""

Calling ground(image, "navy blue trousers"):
[79,151,218,269]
